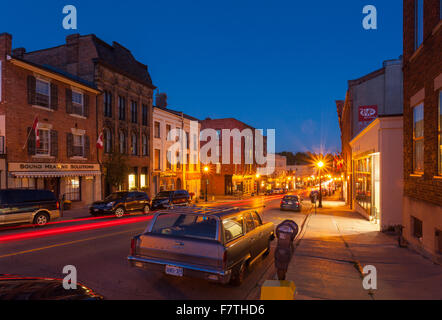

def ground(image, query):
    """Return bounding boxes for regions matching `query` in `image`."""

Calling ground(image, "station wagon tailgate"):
[134,212,223,269]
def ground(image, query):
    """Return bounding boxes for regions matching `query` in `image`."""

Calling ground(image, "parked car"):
[89,191,150,217]
[0,274,103,300]
[273,188,284,195]
[0,189,60,227]
[280,195,302,212]
[128,206,275,286]
[150,190,190,210]
[264,189,273,196]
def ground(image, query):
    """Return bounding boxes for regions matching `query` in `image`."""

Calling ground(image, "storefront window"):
[65,177,81,201]
[354,157,372,214]
[140,174,146,188]
[128,174,136,190]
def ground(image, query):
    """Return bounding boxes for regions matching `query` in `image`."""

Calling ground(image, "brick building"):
[21,34,155,197]
[402,0,442,260]
[0,33,101,207]
[199,118,261,197]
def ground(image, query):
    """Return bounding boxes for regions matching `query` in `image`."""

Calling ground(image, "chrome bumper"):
[127,255,232,284]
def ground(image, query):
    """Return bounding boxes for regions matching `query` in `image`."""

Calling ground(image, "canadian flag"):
[96,131,104,149]
[32,116,39,148]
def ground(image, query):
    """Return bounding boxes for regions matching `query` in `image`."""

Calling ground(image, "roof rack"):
[154,205,265,216]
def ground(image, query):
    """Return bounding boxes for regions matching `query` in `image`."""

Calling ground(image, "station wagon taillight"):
[130,238,136,256]
[223,250,227,269]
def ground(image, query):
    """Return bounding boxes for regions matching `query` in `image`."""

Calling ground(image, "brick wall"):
[403,0,442,206]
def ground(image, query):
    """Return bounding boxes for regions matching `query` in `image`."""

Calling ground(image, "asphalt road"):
[0,195,310,300]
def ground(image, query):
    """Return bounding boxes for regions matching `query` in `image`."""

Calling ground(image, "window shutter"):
[66,89,72,114]
[110,92,114,118]
[84,135,90,159]
[27,127,36,155]
[50,130,58,157]
[83,94,89,118]
[66,132,73,158]
[50,83,58,110]
[27,76,36,105]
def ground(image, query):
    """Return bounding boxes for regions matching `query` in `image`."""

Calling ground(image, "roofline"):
[7,55,100,94]
[93,58,156,90]
[153,106,200,122]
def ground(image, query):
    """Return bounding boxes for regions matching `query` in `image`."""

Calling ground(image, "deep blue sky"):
[0,0,403,153]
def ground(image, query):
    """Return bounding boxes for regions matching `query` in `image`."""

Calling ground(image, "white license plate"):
[287,201,293,204]
[165,265,183,277]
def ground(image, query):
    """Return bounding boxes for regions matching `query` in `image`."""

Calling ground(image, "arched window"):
[119,130,126,154]
[104,128,112,153]
[142,134,148,156]
[131,132,138,155]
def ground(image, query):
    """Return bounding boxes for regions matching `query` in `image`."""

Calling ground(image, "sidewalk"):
[286,203,442,300]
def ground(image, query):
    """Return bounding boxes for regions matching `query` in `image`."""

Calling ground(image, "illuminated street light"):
[316,161,325,208]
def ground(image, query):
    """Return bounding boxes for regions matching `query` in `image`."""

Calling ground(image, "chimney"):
[12,47,26,58]
[0,33,12,59]
[66,33,80,74]
[155,92,168,108]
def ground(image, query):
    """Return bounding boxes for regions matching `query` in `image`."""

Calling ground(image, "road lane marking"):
[0,227,143,259]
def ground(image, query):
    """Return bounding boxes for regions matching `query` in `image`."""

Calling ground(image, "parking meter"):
[274,220,299,280]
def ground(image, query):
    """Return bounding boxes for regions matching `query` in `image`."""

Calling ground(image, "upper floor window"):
[71,91,84,116]
[72,134,85,157]
[104,128,112,154]
[104,91,112,117]
[154,121,161,138]
[67,132,89,159]
[131,132,138,156]
[142,104,148,126]
[131,100,138,124]
[166,124,171,139]
[27,76,58,110]
[415,0,424,50]
[36,129,51,156]
[36,79,50,107]
[118,96,126,121]
[119,130,127,154]
[413,103,424,173]
[142,134,148,156]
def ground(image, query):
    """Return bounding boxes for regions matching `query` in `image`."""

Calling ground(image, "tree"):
[103,151,130,189]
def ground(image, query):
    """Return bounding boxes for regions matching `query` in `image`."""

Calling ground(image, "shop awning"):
[11,171,102,178]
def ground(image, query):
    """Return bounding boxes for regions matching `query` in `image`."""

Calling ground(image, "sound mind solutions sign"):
[9,163,100,172]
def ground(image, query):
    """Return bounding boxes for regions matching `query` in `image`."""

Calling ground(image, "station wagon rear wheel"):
[114,207,125,218]
[33,212,49,226]
[231,261,247,286]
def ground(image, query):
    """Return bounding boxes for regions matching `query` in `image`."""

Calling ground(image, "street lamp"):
[203,166,209,202]
[316,161,324,208]
[255,173,260,195]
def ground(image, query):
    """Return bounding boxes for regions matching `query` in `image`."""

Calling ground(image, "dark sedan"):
[280,195,302,212]
[0,274,103,300]
[89,191,150,217]
[151,190,190,210]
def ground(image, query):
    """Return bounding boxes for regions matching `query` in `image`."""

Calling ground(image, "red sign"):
[359,105,378,122]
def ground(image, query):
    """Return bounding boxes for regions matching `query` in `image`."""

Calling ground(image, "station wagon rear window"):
[151,213,218,240]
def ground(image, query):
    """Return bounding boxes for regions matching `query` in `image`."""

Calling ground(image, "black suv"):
[151,190,191,210]
[89,191,151,217]
[0,189,60,227]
